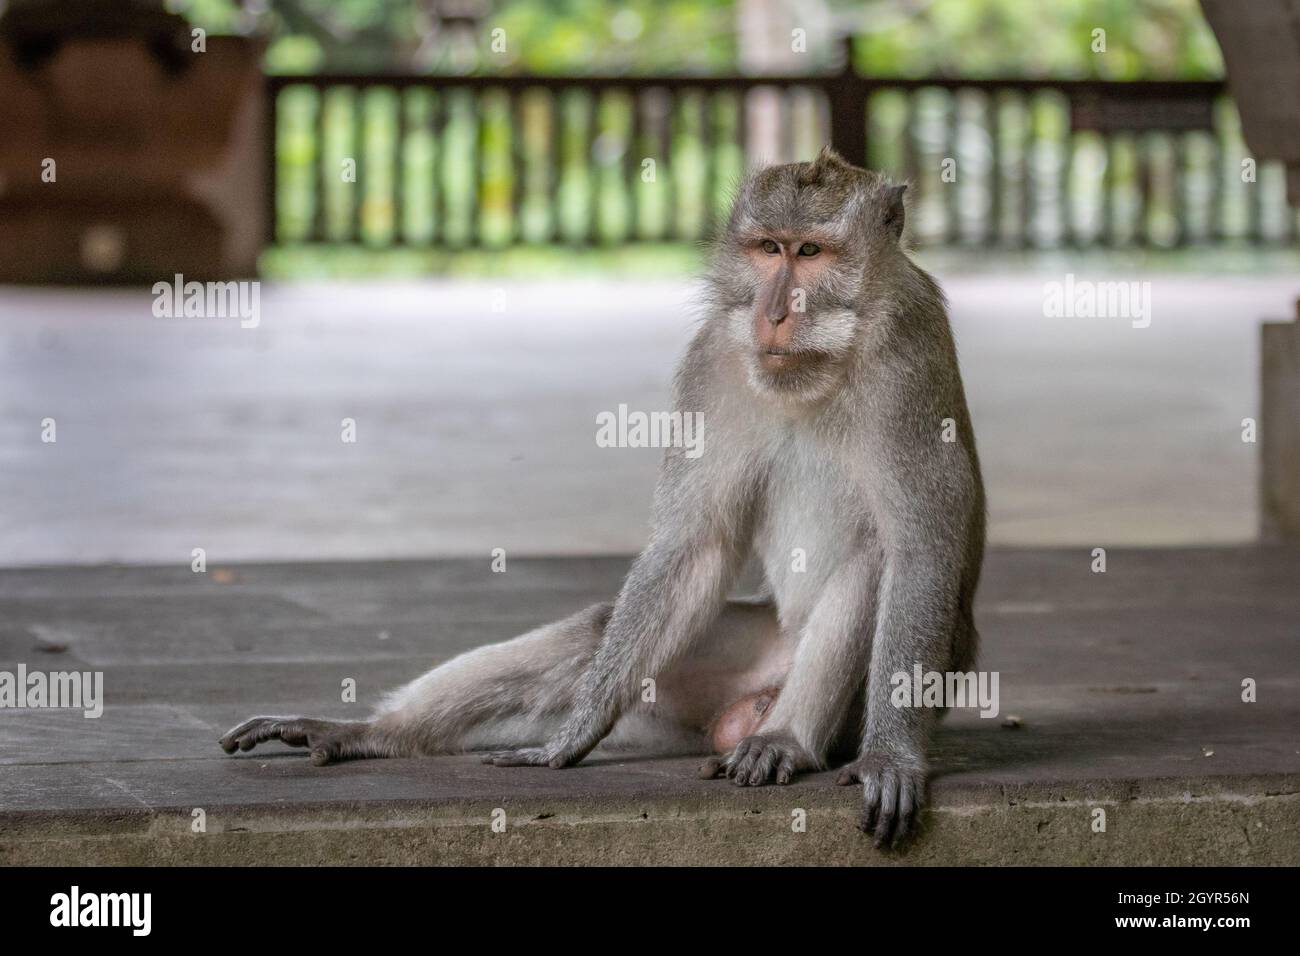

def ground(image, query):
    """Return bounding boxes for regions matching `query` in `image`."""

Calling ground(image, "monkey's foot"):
[219,716,370,766]
[699,733,812,787]
[481,746,574,769]
[835,752,926,849]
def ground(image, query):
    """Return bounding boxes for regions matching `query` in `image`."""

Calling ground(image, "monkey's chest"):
[752,464,878,624]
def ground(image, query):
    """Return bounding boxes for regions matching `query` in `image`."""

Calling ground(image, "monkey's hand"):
[835,751,927,849]
[698,732,815,787]
[481,744,584,769]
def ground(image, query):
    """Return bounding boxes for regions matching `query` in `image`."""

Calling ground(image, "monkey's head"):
[710,146,909,402]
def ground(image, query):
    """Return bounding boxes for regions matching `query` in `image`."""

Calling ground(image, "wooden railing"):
[266,64,1299,249]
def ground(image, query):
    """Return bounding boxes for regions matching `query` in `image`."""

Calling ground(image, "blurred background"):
[1,0,1297,566]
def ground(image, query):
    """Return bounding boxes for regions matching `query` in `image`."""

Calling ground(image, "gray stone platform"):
[1,548,1298,865]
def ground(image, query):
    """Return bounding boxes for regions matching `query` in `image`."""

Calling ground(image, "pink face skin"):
[742,233,841,373]
[709,687,781,753]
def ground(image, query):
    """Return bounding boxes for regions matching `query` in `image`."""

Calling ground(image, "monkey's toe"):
[482,747,553,767]
[710,734,805,787]
[697,755,728,779]
[219,715,361,764]
[219,715,299,754]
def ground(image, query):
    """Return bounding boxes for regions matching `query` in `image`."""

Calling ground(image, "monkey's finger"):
[872,770,900,849]
[726,737,755,771]
[834,765,860,786]
[486,748,547,767]
[487,754,532,766]
[276,721,312,747]
[776,754,796,785]
[860,773,882,834]
[716,743,743,779]
[747,745,782,786]
[891,778,918,848]
[729,746,761,786]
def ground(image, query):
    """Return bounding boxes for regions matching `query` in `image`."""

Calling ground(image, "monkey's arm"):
[485,452,753,768]
[840,405,981,848]
[836,546,962,846]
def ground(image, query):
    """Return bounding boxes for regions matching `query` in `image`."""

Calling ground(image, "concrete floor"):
[1,272,1295,567]
[1,548,1297,865]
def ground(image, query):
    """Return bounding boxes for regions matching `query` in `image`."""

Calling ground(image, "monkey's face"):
[714,147,907,402]
[742,234,851,373]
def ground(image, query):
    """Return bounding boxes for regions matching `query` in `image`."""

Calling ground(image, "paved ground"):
[1,271,1295,567]
[1,548,1297,865]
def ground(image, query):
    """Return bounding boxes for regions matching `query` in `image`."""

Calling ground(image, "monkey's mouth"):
[759,348,822,373]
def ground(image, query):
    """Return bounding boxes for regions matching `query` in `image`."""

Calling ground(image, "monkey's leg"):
[482,531,749,768]
[219,602,615,763]
[376,601,614,755]
[479,594,789,762]
[701,551,879,786]
[219,599,785,763]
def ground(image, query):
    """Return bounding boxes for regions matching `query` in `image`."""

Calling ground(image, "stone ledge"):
[2,765,1296,865]
[2,549,1298,865]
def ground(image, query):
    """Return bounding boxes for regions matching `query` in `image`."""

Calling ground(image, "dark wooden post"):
[826,36,867,168]
[1261,302,1300,540]
[265,77,278,247]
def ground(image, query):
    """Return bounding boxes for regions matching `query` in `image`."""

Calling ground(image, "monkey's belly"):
[709,687,781,753]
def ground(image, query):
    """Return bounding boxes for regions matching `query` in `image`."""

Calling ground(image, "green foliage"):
[173,0,1223,79]
[853,0,1223,79]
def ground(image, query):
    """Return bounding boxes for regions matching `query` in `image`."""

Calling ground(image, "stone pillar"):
[1199,0,1300,204]
[0,4,266,282]
[1261,303,1300,539]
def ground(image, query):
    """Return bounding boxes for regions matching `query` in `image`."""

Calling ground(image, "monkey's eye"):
[760,239,780,255]
[797,242,821,257]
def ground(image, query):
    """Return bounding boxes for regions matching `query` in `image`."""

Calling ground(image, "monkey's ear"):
[883,184,907,240]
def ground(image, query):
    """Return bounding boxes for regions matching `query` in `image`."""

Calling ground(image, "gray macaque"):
[220,146,985,848]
